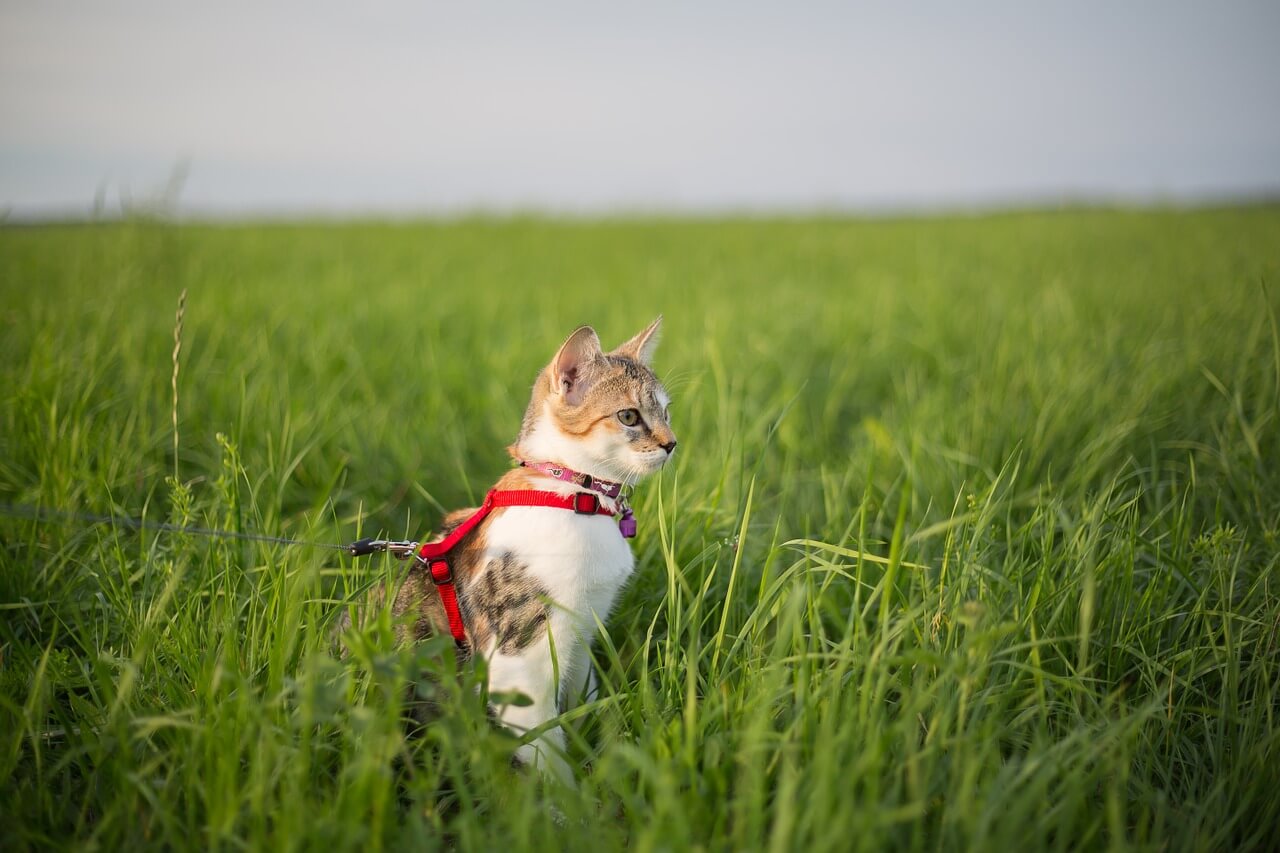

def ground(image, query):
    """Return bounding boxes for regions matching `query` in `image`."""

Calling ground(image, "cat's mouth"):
[634,448,673,473]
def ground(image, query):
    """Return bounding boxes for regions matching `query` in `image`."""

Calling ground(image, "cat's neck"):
[510,409,639,485]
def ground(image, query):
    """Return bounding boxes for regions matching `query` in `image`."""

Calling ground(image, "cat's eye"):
[617,409,642,427]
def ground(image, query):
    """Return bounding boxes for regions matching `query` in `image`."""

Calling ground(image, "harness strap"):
[416,488,616,647]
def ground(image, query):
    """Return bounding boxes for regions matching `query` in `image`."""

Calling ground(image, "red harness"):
[416,488,616,647]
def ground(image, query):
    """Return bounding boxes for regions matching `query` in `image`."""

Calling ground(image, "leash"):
[0,502,417,558]
[3,462,637,650]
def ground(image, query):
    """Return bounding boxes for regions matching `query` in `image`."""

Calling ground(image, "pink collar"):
[519,459,624,499]
[518,459,637,538]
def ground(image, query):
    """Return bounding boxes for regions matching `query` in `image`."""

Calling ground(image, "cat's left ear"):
[551,325,605,406]
[612,315,663,366]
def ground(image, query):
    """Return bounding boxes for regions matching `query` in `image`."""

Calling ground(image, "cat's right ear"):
[612,315,663,366]
[550,325,604,405]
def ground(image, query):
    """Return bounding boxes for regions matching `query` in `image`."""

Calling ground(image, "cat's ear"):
[550,325,604,405]
[612,315,663,366]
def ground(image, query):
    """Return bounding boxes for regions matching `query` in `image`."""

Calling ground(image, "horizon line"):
[6,188,1280,227]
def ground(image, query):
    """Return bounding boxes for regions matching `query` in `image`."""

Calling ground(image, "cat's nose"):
[660,439,678,454]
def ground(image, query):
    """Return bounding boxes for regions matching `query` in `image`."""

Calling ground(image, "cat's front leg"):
[486,645,575,786]
[563,641,601,710]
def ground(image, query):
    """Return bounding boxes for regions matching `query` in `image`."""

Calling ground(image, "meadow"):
[2,207,1278,851]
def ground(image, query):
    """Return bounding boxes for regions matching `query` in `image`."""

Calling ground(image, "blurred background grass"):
[2,207,1279,849]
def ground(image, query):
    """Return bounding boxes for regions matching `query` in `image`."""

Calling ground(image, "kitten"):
[383,317,675,782]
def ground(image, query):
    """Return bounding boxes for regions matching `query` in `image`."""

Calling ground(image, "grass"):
[1,207,1279,850]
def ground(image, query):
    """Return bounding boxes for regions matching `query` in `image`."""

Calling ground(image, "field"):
[2,208,1279,850]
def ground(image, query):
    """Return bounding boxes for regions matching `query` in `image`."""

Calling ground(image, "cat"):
[358,317,675,783]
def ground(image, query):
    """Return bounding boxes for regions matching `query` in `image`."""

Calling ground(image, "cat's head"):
[512,317,676,485]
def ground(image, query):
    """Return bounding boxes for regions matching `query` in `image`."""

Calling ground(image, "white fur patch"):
[477,470,635,780]
[484,380,673,781]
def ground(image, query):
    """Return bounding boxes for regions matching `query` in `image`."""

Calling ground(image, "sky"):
[2,1,1278,217]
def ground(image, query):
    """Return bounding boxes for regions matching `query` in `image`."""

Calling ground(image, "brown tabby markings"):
[461,551,550,654]
[387,468,550,651]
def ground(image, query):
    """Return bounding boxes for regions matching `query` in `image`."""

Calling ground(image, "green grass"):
[2,208,1279,851]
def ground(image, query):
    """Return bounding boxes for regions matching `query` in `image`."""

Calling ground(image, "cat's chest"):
[480,506,635,618]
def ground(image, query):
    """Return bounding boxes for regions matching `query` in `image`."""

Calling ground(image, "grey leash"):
[0,503,420,558]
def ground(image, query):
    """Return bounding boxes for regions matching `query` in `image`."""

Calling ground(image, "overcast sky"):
[2,1,1278,217]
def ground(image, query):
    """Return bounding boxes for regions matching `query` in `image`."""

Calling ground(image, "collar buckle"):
[572,492,601,515]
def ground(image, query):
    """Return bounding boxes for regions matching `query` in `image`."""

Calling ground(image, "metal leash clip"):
[345,538,420,559]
